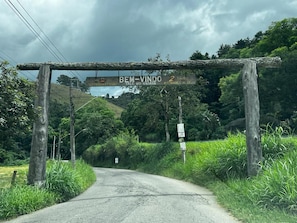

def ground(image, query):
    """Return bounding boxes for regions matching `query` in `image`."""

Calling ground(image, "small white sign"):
[115,157,119,164]
[180,142,186,151]
[177,123,185,138]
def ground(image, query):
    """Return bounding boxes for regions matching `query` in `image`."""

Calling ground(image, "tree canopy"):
[56,74,89,92]
[0,61,35,163]
[120,18,297,139]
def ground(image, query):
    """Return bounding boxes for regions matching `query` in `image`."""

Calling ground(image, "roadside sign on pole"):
[177,123,185,138]
[180,142,186,151]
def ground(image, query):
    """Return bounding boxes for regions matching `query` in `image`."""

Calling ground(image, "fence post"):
[11,170,17,187]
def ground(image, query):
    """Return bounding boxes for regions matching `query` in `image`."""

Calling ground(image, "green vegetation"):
[1,16,297,223]
[0,160,95,220]
[0,61,35,164]
[119,18,297,142]
[83,129,297,222]
[0,165,28,188]
[0,185,57,220]
[2,17,297,163]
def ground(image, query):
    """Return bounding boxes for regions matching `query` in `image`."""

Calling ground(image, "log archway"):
[17,57,281,185]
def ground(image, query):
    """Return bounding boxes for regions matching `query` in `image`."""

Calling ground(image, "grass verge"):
[85,130,297,222]
[0,159,96,221]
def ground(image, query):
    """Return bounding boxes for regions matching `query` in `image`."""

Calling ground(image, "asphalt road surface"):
[5,168,240,223]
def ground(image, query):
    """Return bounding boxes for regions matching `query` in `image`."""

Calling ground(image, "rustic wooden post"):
[69,80,76,168]
[11,170,17,187]
[27,64,51,186]
[242,61,262,177]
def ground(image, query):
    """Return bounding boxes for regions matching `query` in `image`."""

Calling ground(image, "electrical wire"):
[5,0,83,81]
[0,50,35,80]
[5,0,64,62]
[15,0,83,80]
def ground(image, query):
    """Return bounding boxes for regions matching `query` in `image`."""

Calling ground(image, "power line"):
[16,0,69,63]
[5,0,89,103]
[15,0,83,80]
[5,0,83,80]
[0,50,35,80]
[5,0,64,62]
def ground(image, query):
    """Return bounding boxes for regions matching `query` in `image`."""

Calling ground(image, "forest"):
[1,17,297,164]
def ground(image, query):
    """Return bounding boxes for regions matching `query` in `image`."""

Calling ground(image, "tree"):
[56,74,89,92]
[213,17,297,132]
[74,97,125,156]
[0,61,35,162]
[120,65,216,142]
[218,72,244,125]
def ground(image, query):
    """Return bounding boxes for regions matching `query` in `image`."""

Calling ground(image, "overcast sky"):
[1,0,296,96]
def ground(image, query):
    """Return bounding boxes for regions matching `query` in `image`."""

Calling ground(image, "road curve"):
[4,168,240,223]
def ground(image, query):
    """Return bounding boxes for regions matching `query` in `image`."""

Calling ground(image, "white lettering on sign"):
[119,75,162,85]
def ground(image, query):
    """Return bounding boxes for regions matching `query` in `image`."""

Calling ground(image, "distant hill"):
[50,83,124,118]
[106,92,139,109]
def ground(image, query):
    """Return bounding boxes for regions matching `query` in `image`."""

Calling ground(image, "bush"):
[83,132,141,168]
[45,161,81,202]
[249,149,297,213]
[193,133,247,182]
[45,160,95,202]
[82,144,104,166]
[0,149,28,166]
[262,126,295,162]
[0,185,57,220]
[0,160,95,220]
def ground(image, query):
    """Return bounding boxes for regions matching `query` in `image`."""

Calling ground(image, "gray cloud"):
[1,0,296,96]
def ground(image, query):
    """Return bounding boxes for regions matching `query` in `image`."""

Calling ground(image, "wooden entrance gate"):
[17,57,281,186]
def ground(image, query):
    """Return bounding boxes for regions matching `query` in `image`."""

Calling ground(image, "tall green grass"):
[0,185,56,219]
[249,149,297,212]
[83,128,297,222]
[0,159,96,220]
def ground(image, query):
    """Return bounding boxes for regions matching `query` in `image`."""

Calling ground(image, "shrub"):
[0,160,95,220]
[45,161,82,202]
[193,133,247,182]
[83,132,141,167]
[249,149,297,213]
[139,142,178,173]
[0,185,57,220]
[82,144,103,166]
[262,126,293,161]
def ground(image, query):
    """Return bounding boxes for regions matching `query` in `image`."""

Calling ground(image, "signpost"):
[178,96,186,164]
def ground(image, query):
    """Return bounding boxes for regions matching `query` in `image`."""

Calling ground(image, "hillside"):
[50,83,124,118]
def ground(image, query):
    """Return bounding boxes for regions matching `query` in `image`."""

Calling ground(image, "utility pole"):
[51,135,56,160]
[177,96,186,164]
[69,78,76,168]
[57,129,62,160]
[160,88,170,142]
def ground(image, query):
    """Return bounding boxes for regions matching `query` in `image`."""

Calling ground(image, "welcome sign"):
[85,74,197,86]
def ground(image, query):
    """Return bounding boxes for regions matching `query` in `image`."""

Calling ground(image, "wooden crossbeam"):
[17,57,281,71]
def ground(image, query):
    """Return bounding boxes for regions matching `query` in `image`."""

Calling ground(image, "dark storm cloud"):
[60,0,205,62]
[1,0,297,96]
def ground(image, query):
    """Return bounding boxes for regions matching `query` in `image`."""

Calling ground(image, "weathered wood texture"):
[242,61,262,177]
[17,57,281,71]
[27,65,51,186]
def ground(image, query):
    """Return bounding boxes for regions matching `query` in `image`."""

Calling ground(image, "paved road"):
[5,168,240,223]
